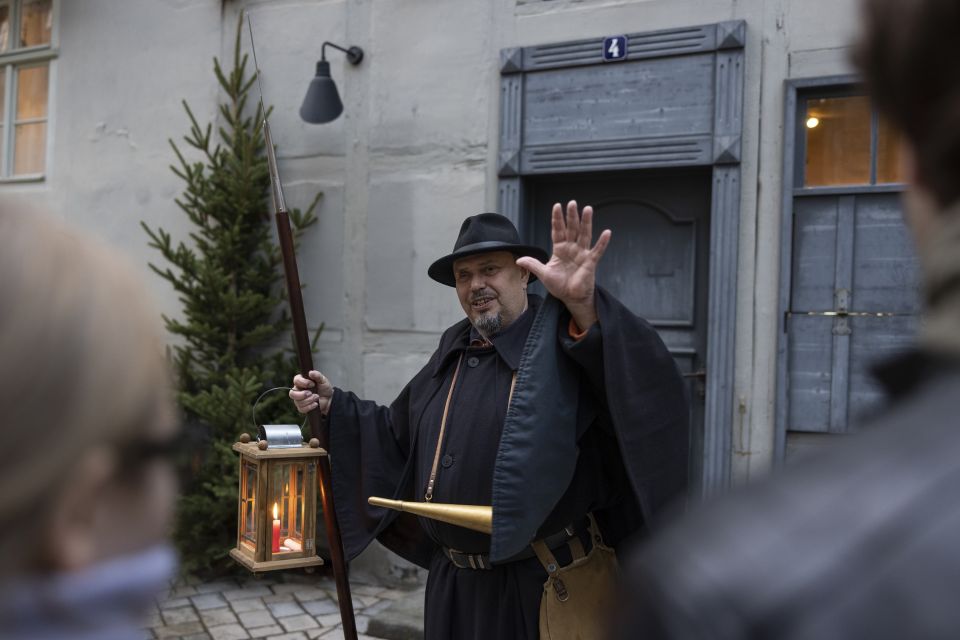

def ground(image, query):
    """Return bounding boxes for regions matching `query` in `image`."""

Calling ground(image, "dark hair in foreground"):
[855,0,960,207]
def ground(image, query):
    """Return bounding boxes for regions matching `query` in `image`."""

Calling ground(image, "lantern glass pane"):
[270,461,307,554]
[295,467,304,536]
[242,461,257,547]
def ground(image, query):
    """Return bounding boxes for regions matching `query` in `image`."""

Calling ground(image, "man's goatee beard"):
[473,312,503,338]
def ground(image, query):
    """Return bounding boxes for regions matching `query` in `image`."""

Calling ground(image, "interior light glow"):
[806,116,820,129]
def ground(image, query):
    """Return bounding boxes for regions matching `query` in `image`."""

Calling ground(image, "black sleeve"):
[594,287,689,530]
[326,382,416,562]
[559,318,606,400]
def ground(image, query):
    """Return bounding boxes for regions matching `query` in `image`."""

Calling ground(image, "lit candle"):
[272,502,281,553]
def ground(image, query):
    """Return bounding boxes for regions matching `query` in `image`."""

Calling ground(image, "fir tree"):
[142,15,321,576]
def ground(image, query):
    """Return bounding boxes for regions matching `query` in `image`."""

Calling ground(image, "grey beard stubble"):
[473,311,503,337]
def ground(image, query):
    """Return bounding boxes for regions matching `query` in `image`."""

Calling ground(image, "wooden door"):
[784,193,921,449]
[525,167,711,487]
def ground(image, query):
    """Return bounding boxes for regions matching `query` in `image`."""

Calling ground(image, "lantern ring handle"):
[251,386,309,434]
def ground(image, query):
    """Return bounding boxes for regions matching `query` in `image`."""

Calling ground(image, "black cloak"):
[326,287,688,568]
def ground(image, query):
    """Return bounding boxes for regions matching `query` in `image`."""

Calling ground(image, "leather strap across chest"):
[424,352,518,502]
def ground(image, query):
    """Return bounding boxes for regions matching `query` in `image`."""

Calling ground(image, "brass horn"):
[368,497,492,534]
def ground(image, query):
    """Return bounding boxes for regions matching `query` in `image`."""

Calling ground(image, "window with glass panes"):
[0,0,53,179]
[777,81,921,463]
[800,93,906,187]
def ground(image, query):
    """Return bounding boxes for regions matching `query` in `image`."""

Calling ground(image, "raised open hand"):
[516,200,611,330]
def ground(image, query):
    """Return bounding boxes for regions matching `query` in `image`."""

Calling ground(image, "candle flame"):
[273,502,278,520]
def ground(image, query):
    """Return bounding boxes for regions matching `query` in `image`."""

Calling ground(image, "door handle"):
[682,369,706,398]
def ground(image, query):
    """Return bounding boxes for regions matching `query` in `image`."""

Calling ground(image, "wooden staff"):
[248,17,358,640]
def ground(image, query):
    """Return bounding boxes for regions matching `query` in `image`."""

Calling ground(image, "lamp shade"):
[300,60,343,124]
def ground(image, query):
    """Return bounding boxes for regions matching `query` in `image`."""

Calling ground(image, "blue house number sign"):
[602,35,628,62]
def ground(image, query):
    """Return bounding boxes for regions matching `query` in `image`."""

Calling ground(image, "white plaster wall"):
[234,1,352,377]
[4,0,223,322]
[361,0,495,341]
[365,164,484,333]
[368,0,493,153]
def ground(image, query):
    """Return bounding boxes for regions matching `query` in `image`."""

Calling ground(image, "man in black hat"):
[291,201,688,639]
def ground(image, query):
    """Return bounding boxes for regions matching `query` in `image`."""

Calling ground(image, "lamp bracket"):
[322,41,364,65]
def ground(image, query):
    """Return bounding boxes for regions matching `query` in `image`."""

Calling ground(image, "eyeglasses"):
[114,430,185,477]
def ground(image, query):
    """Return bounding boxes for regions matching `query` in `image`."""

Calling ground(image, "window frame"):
[0,0,58,183]
[791,80,908,197]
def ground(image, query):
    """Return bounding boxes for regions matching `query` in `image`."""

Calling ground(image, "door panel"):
[785,193,921,438]
[525,168,711,487]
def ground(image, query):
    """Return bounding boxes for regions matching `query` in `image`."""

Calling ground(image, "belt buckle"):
[447,548,470,569]
[446,548,489,570]
[446,548,462,568]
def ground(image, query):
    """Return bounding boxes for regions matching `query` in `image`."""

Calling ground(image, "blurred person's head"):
[857,0,960,357]
[856,0,960,240]
[0,209,178,635]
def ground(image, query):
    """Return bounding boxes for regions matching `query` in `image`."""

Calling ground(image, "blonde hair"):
[0,209,174,562]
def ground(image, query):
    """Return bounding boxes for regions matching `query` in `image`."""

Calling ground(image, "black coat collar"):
[432,294,542,376]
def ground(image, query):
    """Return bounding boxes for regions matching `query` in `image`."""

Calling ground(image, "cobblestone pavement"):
[145,572,424,640]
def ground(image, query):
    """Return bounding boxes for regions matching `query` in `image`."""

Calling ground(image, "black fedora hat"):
[428,213,549,287]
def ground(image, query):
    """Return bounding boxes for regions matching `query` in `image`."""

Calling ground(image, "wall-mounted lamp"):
[300,42,364,124]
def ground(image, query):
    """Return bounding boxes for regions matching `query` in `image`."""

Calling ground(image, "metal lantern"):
[230,425,326,573]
